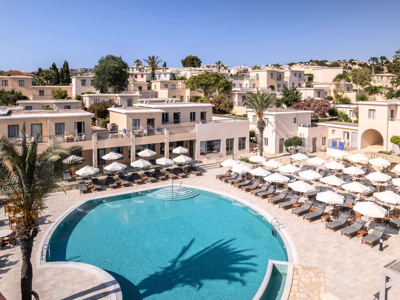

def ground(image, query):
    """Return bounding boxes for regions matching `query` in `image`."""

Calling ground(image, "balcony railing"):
[231,87,271,92]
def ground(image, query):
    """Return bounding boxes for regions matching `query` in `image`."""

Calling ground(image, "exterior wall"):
[17,100,82,110]
[371,74,394,88]
[0,76,34,99]
[298,88,328,99]
[31,86,72,100]
[297,126,328,152]
[284,70,306,88]
[334,105,358,120]
[304,67,343,83]
[71,76,96,96]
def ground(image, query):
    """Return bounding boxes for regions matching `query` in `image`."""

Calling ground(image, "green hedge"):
[378,151,391,155]
[390,136,400,147]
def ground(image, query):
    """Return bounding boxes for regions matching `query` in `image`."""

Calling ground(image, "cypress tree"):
[51,63,60,84]
[60,67,64,84]
[63,60,71,84]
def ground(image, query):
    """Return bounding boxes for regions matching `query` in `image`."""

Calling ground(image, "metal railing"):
[168,126,196,135]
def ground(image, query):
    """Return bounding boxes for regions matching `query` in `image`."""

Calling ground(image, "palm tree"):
[143,56,163,80]
[40,69,56,85]
[368,57,379,73]
[0,124,81,300]
[134,59,142,66]
[380,56,387,74]
[215,61,222,72]
[251,65,261,70]
[243,90,274,157]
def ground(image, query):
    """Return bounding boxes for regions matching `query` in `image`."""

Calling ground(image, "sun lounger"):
[172,168,187,178]
[131,173,144,184]
[362,186,376,197]
[279,195,300,210]
[336,197,355,210]
[234,179,251,188]
[164,169,178,179]
[78,182,89,194]
[227,175,244,184]
[91,178,102,191]
[241,179,262,191]
[256,187,276,198]
[63,171,73,182]
[325,212,351,231]
[389,218,400,230]
[268,190,289,204]
[216,170,232,179]
[304,187,322,198]
[303,203,327,222]
[340,219,366,238]
[185,165,202,176]
[144,172,157,182]
[361,226,386,248]
[251,184,270,195]
[106,176,118,189]
[154,170,167,181]
[292,200,314,216]
[221,173,239,182]
[118,175,130,187]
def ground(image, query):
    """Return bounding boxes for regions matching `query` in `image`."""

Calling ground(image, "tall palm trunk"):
[257,123,265,157]
[372,62,375,74]
[19,220,39,299]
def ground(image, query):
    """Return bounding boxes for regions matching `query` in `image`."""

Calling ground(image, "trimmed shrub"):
[354,120,358,124]
[88,101,115,119]
[347,119,353,123]
[101,118,110,128]
[378,151,391,155]
[390,136,400,147]
[274,100,281,108]
[325,96,333,100]
[75,95,82,100]
[329,107,338,117]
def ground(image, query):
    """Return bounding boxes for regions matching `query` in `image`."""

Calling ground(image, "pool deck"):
[1,164,400,299]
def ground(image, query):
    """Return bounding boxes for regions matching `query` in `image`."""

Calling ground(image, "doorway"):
[189,140,194,158]
[312,137,317,152]
[147,118,155,136]
[351,132,358,148]
[226,138,234,155]
[279,138,284,153]
[31,124,43,142]
[74,122,85,135]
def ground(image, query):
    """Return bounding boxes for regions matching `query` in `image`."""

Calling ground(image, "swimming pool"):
[47,187,289,299]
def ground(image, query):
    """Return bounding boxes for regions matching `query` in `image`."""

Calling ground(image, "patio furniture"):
[78,182,89,194]
[221,173,239,182]
[216,170,232,179]
[325,212,351,231]
[241,179,262,191]
[154,170,167,181]
[292,200,314,216]
[268,190,289,204]
[361,226,387,248]
[63,171,73,182]
[172,168,187,178]
[117,175,130,187]
[278,195,300,210]
[234,179,252,188]
[1,231,16,248]
[131,173,144,184]
[340,219,366,238]
[143,172,157,182]
[303,203,328,222]
[227,175,244,184]
[91,178,103,191]
[389,217,400,230]
[106,176,118,189]
[251,184,270,195]
[256,186,276,198]
[164,169,178,180]
[186,165,202,176]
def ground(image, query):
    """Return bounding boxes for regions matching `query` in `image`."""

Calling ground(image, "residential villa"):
[16,99,82,110]
[71,74,96,96]
[371,74,395,88]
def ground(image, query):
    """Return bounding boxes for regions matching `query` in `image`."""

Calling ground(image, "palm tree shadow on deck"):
[112,238,258,299]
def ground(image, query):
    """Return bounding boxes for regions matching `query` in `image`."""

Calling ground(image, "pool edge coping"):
[36,183,298,300]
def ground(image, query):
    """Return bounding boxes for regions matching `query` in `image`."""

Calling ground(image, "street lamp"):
[379,238,384,251]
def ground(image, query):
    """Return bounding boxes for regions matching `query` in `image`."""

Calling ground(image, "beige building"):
[16,100,82,110]
[371,74,394,88]
[81,94,141,107]
[71,75,97,96]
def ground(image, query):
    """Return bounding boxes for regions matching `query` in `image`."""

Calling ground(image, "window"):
[301,138,305,147]
[317,91,321,97]
[347,87,350,91]
[298,83,301,87]
[111,147,123,155]
[381,76,383,81]
[278,84,281,88]
[64,105,71,109]
[233,83,236,88]
[294,118,296,123]
[138,86,142,91]
[24,106,32,110]
[2,80,8,86]
[264,138,268,146]
[8,125,19,138]
[368,109,376,119]
[322,137,326,145]
[94,99,100,104]
[270,73,273,79]
[180,96,184,102]
[238,137,246,150]
[39,90,44,96]
[256,74,259,80]
[253,84,255,88]
[164,84,168,89]
[127,99,133,106]
[332,130,336,134]
[294,73,297,77]
[81,79,86,86]
[108,99,114,103]
[242,96,246,101]
[19,80,24,86]
[200,140,221,155]
[172,84,176,90]
[132,119,140,130]
[292,83,295,87]
[141,74,144,78]
[162,113,169,124]
[299,73,301,78]
[91,80,94,86]
[239,84,242,88]
[55,123,65,135]
[344,131,349,140]
[135,74,138,78]
[201,111,206,121]
[173,112,180,124]
[172,96,177,98]
[278,74,281,80]
[349,110,353,118]
[190,112,196,122]
[252,115,257,123]
[265,118,268,126]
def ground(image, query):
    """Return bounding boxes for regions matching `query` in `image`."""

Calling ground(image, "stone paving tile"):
[289,265,325,300]
[1,156,400,299]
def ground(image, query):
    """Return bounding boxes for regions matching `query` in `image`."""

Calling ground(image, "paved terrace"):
[1,155,400,299]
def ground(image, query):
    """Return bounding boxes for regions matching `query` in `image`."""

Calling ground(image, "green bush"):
[41,106,54,110]
[356,94,368,101]
[325,96,333,100]
[84,91,93,94]
[176,76,187,80]
[236,114,247,118]
[274,101,281,108]
[354,120,358,124]
[239,156,249,163]
[88,101,115,119]
[390,136,400,147]
[52,88,68,99]
[249,129,256,138]
[328,107,338,117]
[101,118,110,128]
[347,119,353,123]
[339,97,351,104]
[311,115,319,122]
[75,95,82,100]
[338,110,349,121]
[189,96,202,102]
[378,151,391,155]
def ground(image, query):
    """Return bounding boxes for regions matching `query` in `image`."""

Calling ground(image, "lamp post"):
[379,238,384,251]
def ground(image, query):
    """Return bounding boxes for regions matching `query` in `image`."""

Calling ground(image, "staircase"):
[147,186,198,201]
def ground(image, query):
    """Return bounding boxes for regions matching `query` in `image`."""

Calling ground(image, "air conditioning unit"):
[108,123,118,132]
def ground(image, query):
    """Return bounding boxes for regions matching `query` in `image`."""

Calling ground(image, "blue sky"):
[1,0,400,71]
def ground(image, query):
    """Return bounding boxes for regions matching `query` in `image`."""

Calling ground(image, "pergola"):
[380,258,400,300]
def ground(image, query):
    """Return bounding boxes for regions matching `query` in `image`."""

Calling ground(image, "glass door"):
[74,122,85,135]
[31,124,43,142]
[226,138,234,155]
[147,118,155,136]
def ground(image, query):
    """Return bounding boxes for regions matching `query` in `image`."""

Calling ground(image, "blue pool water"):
[48,187,288,299]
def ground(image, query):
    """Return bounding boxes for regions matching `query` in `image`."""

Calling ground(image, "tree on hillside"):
[388,48,400,90]
[215,61,223,72]
[40,69,56,85]
[184,72,232,100]
[280,87,302,107]
[52,88,68,99]
[162,61,167,68]
[61,61,71,85]
[93,55,129,93]
[242,90,274,157]
[350,68,372,90]
[329,62,341,67]
[380,56,387,74]
[251,65,261,70]
[181,55,202,68]
[134,59,142,66]
[272,63,282,69]
[368,57,379,73]
[0,89,28,105]
[50,63,60,85]
[143,55,163,80]
[0,124,82,300]
[210,94,234,114]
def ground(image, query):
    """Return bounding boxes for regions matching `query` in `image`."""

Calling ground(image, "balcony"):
[231,87,271,92]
